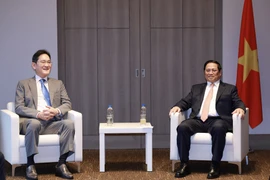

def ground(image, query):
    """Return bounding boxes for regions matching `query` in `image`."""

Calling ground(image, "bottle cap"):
[108,104,112,108]
[142,104,146,107]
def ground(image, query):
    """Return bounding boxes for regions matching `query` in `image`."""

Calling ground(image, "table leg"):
[145,132,153,171]
[99,133,105,172]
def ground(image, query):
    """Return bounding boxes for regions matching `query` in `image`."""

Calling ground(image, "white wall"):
[0,0,58,109]
[223,0,270,134]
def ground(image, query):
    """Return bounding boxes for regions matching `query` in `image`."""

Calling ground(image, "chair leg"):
[172,160,178,172]
[75,162,80,173]
[12,164,21,176]
[229,161,242,174]
[237,162,242,174]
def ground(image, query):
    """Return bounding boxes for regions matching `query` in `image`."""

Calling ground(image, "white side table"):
[99,122,153,172]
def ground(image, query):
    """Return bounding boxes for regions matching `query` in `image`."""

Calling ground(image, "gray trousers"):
[21,118,75,157]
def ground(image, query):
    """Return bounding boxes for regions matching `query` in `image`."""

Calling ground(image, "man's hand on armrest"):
[232,108,245,119]
[169,106,181,117]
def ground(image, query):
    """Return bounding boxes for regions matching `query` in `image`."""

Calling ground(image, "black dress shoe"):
[55,164,73,179]
[175,163,190,178]
[207,164,220,179]
[26,165,38,180]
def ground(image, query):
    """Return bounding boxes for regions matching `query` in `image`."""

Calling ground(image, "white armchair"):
[0,102,83,176]
[170,108,249,174]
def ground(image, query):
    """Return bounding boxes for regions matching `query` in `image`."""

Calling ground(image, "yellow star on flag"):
[238,39,259,82]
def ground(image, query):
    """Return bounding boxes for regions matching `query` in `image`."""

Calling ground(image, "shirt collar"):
[207,80,220,87]
[35,75,48,82]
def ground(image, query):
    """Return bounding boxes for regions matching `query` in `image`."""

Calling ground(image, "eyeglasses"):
[37,60,52,65]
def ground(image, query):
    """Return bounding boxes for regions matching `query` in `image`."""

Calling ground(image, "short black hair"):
[204,60,222,71]
[32,49,51,63]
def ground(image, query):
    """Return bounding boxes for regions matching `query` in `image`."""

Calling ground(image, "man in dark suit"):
[169,60,246,179]
[15,49,74,179]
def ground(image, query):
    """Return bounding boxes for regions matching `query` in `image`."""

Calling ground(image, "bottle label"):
[107,115,113,126]
[140,118,146,125]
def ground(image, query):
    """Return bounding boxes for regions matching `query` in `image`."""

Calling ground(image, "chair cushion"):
[19,134,60,147]
[191,132,233,145]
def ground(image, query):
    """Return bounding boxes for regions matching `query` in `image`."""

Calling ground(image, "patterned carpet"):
[4,149,270,180]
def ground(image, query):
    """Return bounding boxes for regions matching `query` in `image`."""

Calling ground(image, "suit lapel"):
[47,78,54,106]
[29,77,38,109]
[199,83,207,105]
[216,81,226,101]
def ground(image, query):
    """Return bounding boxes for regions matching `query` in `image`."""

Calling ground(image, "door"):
[57,0,221,149]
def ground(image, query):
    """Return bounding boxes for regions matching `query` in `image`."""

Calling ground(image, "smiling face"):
[32,53,52,78]
[204,62,222,83]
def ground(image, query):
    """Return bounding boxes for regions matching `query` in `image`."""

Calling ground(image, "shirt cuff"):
[57,108,62,116]
[36,112,41,119]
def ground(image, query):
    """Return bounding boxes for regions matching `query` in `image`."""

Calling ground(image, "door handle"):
[135,69,139,77]
[141,69,145,78]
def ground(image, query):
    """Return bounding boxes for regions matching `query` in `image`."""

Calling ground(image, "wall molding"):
[249,134,270,150]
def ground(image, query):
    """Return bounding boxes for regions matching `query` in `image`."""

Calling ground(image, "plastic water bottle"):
[107,105,114,126]
[140,104,146,125]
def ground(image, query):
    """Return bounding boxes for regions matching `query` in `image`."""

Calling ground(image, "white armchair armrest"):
[67,110,83,161]
[232,108,249,162]
[170,112,185,160]
[0,109,20,164]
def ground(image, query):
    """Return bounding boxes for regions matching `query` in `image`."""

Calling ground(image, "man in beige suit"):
[15,49,74,180]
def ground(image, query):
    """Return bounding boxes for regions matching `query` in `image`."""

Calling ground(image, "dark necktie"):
[40,79,51,106]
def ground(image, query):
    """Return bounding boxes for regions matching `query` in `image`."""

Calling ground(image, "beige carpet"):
[4,149,270,180]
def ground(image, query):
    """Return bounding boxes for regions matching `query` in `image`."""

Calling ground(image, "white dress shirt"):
[35,75,50,112]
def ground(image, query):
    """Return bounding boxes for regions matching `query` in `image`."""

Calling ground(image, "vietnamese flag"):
[236,0,263,128]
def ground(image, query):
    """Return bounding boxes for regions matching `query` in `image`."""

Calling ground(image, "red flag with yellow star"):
[236,0,263,128]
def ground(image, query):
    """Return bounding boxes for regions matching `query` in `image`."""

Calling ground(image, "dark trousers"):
[0,152,5,180]
[177,117,231,163]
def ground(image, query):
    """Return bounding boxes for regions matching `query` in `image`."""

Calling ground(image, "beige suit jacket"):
[15,76,72,121]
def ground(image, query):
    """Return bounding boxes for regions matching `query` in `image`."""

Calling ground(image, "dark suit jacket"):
[174,81,246,125]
